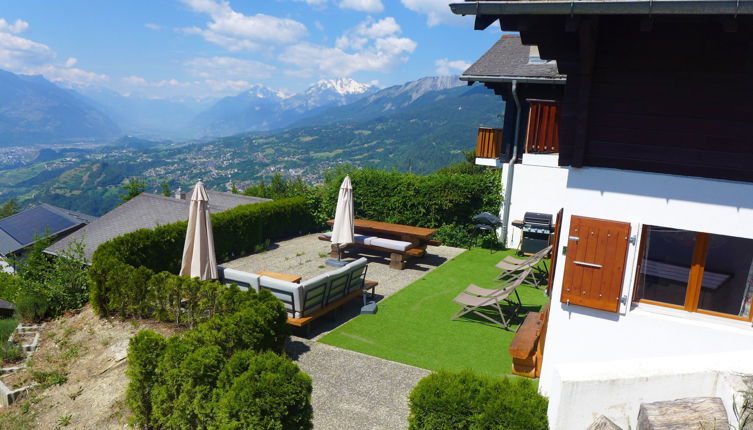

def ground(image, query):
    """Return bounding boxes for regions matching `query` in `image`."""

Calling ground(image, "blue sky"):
[0,0,502,98]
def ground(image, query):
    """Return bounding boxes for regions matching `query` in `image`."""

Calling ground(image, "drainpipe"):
[500,80,521,248]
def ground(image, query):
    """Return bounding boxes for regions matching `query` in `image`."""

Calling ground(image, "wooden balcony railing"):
[525,100,560,154]
[476,127,503,159]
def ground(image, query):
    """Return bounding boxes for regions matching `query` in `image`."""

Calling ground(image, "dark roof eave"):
[461,75,566,84]
[450,1,753,16]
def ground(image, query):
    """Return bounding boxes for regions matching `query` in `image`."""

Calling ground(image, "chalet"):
[452,2,753,428]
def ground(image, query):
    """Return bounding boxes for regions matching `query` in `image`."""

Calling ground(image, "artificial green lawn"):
[319,248,550,376]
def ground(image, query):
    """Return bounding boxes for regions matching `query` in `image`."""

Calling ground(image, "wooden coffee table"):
[255,271,302,283]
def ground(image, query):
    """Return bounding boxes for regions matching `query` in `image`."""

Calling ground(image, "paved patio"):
[222,233,464,339]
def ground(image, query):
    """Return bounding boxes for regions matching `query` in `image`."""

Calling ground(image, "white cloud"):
[294,0,329,5]
[122,75,149,86]
[435,58,470,75]
[0,17,107,87]
[282,17,415,77]
[185,56,276,80]
[401,0,462,27]
[179,0,308,51]
[144,23,163,31]
[339,0,383,13]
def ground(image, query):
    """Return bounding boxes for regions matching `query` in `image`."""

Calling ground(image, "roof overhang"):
[461,75,566,84]
[450,1,753,16]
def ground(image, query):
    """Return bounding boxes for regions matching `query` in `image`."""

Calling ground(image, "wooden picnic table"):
[326,219,439,246]
[324,219,440,269]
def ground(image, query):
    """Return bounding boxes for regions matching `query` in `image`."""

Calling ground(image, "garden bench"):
[321,219,440,269]
[509,303,550,378]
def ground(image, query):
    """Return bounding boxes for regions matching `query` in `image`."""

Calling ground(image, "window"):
[634,226,753,321]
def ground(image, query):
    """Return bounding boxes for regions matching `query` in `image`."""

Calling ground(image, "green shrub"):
[0,319,17,343]
[320,169,501,230]
[0,342,24,364]
[408,370,547,430]
[89,197,316,318]
[129,288,308,430]
[212,351,313,430]
[184,290,289,357]
[15,284,50,323]
[127,330,167,428]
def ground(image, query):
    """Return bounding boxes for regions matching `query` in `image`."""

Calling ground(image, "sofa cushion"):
[259,276,303,318]
[301,273,330,316]
[323,231,370,244]
[217,266,261,292]
[368,237,413,252]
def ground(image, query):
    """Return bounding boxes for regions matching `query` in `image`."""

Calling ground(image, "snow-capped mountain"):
[193,78,375,137]
[284,78,375,112]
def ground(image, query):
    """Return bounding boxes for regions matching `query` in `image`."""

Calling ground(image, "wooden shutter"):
[525,100,560,154]
[546,208,564,297]
[560,216,631,312]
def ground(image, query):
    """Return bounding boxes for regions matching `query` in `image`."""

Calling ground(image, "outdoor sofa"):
[217,257,375,325]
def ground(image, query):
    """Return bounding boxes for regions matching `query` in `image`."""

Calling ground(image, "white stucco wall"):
[502,163,753,429]
[501,156,568,249]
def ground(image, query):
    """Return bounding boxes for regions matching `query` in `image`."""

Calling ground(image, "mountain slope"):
[0,70,120,146]
[290,76,466,128]
[193,78,375,137]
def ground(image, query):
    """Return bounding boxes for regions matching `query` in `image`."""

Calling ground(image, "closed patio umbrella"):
[330,175,354,261]
[180,181,218,280]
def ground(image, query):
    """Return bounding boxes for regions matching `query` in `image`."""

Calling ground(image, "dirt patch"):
[0,305,183,430]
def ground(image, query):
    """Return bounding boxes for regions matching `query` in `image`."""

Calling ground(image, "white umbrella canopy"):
[179,181,218,280]
[330,175,354,249]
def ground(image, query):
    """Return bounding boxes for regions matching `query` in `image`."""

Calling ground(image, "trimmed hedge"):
[127,290,311,430]
[320,169,501,229]
[408,370,548,430]
[89,197,316,318]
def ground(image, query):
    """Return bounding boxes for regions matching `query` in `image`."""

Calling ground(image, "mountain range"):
[0,70,121,146]
[192,78,377,137]
[0,75,504,216]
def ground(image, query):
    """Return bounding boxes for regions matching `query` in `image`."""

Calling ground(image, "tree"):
[0,199,19,219]
[159,181,171,197]
[121,178,147,203]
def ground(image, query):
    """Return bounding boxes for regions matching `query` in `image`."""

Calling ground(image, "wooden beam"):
[571,17,598,168]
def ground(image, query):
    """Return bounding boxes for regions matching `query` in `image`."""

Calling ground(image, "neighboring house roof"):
[0,299,15,311]
[461,35,565,84]
[45,191,270,261]
[0,204,95,256]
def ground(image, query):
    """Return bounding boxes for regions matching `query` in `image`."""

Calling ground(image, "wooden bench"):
[318,235,424,269]
[509,302,550,378]
[287,280,378,328]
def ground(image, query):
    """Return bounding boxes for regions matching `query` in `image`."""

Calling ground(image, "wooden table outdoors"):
[326,219,438,249]
[255,271,302,283]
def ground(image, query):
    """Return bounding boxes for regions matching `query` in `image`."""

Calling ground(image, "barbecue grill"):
[518,212,554,255]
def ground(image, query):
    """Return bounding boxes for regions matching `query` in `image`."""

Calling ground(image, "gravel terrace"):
[222,233,465,339]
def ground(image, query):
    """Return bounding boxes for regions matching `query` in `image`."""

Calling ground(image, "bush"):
[320,168,501,231]
[212,351,313,430]
[89,198,317,318]
[0,342,24,365]
[128,290,310,430]
[127,330,167,428]
[15,284,50,323]
[408,370,547,430]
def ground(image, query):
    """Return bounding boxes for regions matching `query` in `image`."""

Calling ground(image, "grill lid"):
[524,212,553,226]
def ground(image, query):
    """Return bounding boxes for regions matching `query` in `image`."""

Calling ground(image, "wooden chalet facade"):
[453,2,753,429]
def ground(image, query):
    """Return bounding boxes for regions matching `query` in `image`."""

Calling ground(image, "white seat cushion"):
[368,237,412,252]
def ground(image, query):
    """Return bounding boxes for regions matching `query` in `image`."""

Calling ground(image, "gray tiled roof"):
[462,35,565,81]
[0,203,95,256]
[45,191,270,261]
